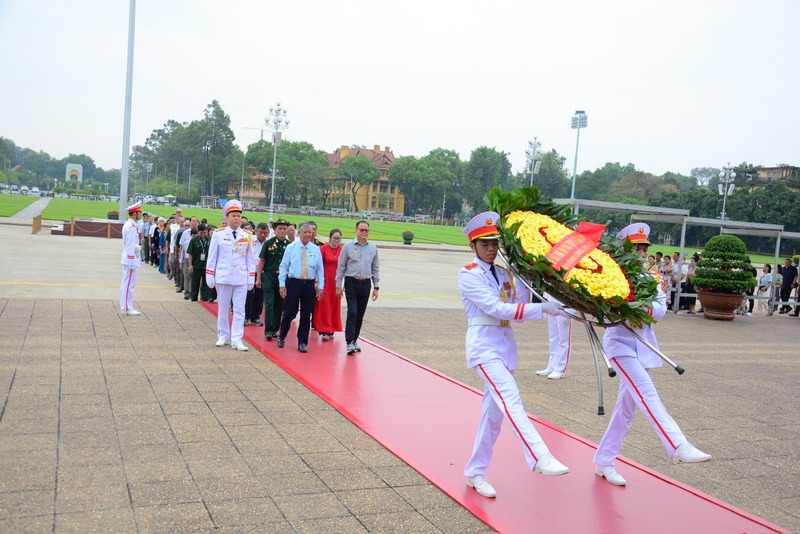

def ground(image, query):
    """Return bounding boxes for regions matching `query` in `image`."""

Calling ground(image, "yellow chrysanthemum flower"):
[505,211,631,301]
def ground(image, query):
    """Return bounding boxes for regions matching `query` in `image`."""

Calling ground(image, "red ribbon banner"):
[545,221,607,271]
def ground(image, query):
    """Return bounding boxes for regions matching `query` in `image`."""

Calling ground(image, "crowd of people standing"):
[132,207,382,352]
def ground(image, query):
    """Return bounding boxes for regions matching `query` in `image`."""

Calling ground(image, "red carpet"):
[202,302,787,534]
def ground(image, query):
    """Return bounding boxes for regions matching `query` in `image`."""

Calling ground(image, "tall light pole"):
[118,0,136,215]
[266,102,290,222]
[569,110,587,199]
[525,137,543,187]
[718,162,736,220]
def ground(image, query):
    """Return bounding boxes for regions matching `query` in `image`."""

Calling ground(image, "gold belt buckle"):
[500,320,509,327]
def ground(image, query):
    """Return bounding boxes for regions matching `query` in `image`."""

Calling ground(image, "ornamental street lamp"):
[525,137,543,187]
[718,162,736,220]
[266,102,290,223]
[569,110,588,199]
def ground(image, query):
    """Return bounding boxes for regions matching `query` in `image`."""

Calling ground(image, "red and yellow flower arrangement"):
[488,187,659,328]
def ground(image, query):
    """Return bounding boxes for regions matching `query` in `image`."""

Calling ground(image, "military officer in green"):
[187,223,212,301]
[256,218,291,340]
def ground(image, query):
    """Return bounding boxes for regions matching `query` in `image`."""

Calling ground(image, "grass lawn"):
[0,194,40,217]
[41,198,121,220]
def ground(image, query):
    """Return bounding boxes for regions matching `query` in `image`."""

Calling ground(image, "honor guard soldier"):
[537,293,573,380]
[593,223,711,487]
[120,201,143,315]
[205,199,256,351]
[460,211,569,500]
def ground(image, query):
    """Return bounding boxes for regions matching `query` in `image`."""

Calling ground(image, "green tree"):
[335,154,380,212]
[662,171,697,192]
[389,155,456,216]
[610,171,678,201]
[575,162,636,200]
[426,148,465,218]
[463,147,512,213]
[690,167,720,189]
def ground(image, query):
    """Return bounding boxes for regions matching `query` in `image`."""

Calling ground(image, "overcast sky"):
[1,0,798,178]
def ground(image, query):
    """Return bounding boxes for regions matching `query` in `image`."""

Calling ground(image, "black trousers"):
[779,286,794,311]
[245,286,263,321]
[279,279,315,344]
[344,277,371,344]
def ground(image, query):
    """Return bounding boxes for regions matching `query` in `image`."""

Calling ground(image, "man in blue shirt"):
[277,221,324,352]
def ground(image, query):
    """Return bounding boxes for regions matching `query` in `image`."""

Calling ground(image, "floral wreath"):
[487,187,659,328]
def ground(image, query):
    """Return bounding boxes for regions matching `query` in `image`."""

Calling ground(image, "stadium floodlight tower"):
[718,162,736,220]
[525,137,543,187]
[266,102,290,223]
[569,110,588,199]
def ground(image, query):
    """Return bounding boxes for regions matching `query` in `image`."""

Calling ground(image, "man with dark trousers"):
[277,222,324,353]
[778,258,798,314]
[256,219,290,340]
[336,220,380,355]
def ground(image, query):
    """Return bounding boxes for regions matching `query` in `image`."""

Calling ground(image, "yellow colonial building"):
[326,145,405,215]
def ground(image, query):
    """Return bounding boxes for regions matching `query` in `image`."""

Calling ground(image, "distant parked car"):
[20,185,29,194]
[31,187,41,196]
[11,184,19,191]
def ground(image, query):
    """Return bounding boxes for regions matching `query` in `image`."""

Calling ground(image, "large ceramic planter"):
[696,290,744,321]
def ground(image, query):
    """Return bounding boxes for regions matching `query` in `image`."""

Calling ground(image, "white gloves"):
[127,265,136,271]
[206,279,215,289]
[134,245,142,254]
[247,284,254,291]
[541,301,564,316]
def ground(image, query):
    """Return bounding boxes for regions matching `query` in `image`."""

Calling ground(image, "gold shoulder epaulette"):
[214,228,225,232]
[243,228,253,234]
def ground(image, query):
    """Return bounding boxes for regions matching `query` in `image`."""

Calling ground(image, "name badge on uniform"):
[200,253,206,261]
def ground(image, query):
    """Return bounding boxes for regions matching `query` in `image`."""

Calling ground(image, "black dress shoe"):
[265,332,274,341]
[298,344,308,353]
[276,337,285,348]
[251,319,263,326]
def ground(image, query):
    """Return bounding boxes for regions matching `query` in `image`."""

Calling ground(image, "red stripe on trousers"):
[124,270,133,311]
[477,364,539,462]
[612,357,677,449]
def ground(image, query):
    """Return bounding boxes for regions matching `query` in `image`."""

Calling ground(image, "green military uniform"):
[260,234,290,338]
[187,234,212,301]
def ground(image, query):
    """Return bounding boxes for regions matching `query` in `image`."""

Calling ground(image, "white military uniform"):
[545,294,572,374]
[206,225,256,344]
[460,257,555,476]
[119,208,142,313]
[594,227,688,467]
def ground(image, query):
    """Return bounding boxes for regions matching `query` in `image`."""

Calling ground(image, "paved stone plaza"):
[0,223,797,533]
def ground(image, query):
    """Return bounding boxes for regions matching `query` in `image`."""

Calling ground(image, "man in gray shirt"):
[336,220,380,355]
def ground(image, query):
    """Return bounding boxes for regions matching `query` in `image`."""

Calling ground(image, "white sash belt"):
[468,317,509,327]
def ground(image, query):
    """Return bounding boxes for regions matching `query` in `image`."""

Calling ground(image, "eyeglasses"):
[357,228,369,232]
[331,236,341,240]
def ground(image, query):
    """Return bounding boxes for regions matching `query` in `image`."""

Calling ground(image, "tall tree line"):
[2,99,798,240]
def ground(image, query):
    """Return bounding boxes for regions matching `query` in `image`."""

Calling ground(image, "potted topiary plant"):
[692,234,756,321]
[402,230,414,245]
[107,210,119,220]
